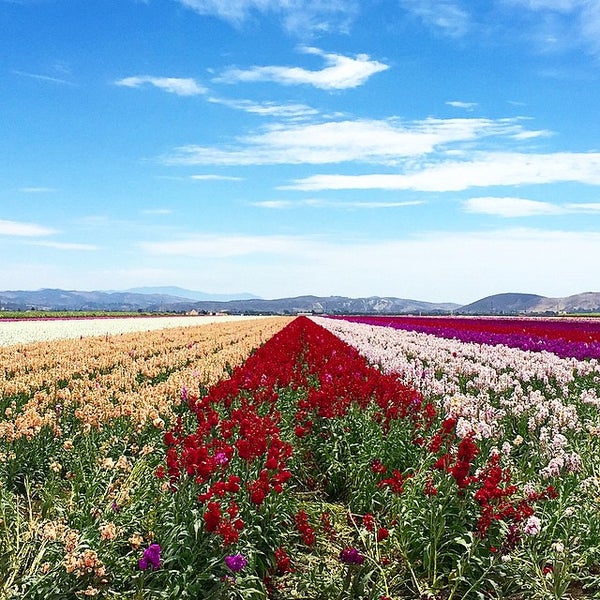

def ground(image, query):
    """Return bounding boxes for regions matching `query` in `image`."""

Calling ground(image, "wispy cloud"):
[209,96,318,119]
[141,208,174,215]
[115,76,206,96]
[464,196,600,217]
[285,151,600,191]
[565,202,600,213]
[252,199,424,209]
[447,100,478,110]
[13,70,75,86]
[0,219,57,237]
[30,241,98,251]
[217,47,388,90]
[502,0,600,57]
[18,187,56,193]
[190,175,243,181]
[163,117,540,166]
[176,0,359,35]
[400,0,471,37]
[463,196,564,217]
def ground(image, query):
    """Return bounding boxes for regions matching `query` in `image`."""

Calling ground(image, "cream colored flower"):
[99,522,117,541]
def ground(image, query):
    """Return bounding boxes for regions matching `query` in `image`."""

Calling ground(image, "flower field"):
[2,314,600,599]
[332,315,600,360]
[0,315,266,347]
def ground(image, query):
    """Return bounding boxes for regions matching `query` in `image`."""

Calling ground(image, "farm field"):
[2,315,600,599]
[0,315,268,347]
[333,315,600,360]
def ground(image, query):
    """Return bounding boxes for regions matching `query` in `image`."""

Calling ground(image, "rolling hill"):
[1,289,599,315]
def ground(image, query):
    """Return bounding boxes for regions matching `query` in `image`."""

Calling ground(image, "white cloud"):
[209,96,318,119]
[252,199,424,209]
[400,0,471,37]
[141,208,174,215]
[217,47,388,90]
[18,187,56,193]
[190,175,243,181]
[566,202,600,212]
[115,76,206,96]
[13,70,74,85]
[176,0,359,35]
[252,200,296,209]
[512,129,552,140]
[0,219,57,237]
[285,152,600,191]
[465,197,600,217]
[463,196,565,217]
[30,241,98,251]
[503,0,600,56]
[447,101,479,110]
[164,117,540,166]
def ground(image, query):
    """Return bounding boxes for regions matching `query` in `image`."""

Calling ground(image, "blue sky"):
[2,0,599,304]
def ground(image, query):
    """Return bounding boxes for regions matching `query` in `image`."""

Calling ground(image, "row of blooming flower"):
[332,315,600,360]
[314,316,600,479]
[313,315,600,596]
[4,315,600,598]
[0,317,292,599]
[0,317,287,444]
[147,316,594,599]
[0,314,260,346]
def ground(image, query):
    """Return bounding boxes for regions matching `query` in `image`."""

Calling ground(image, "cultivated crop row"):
[0,317,291,599]
[3,315,600,599]
[334,315,600,360]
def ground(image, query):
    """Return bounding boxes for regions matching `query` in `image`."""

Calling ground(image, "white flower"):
[524,516,542,536]
[551,541,565,553]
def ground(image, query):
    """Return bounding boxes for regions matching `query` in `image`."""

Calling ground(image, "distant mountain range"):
[1,288,599,315]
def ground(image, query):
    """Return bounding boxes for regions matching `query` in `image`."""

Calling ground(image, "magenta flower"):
[225,553,248,572]
[339,547,365,565]
[138,543,161,570]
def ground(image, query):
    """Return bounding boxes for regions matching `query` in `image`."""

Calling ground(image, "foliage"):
[2,315,600,598]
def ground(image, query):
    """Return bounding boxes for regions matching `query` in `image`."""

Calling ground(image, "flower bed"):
[3,315,600,599]
[332,315,600,360]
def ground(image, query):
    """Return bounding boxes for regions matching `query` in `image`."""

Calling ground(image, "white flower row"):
[312,316,600,478]
[0,315,267,347]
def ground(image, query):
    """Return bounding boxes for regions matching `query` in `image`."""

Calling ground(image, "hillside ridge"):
[1,289,599,315]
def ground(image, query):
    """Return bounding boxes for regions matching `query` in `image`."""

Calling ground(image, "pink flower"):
[524,515,541,536]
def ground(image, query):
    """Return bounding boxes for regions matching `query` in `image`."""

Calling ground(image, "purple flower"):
[214,451,229,465]
[224,553,248,572]
[138,543,161,570]
[339,547,365,565]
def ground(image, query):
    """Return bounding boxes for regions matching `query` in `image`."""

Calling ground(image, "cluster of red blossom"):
[158,316,557,579]
[158,317,432,570]
[429,417,557,540]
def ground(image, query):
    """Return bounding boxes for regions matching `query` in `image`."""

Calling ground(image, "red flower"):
[362,513,375,531]
[424,477,438,496]
[295,510,316,546]
[203,501,221,532]
[274,547,294,574]
[370,458,387,474]
[378,469,406,495]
